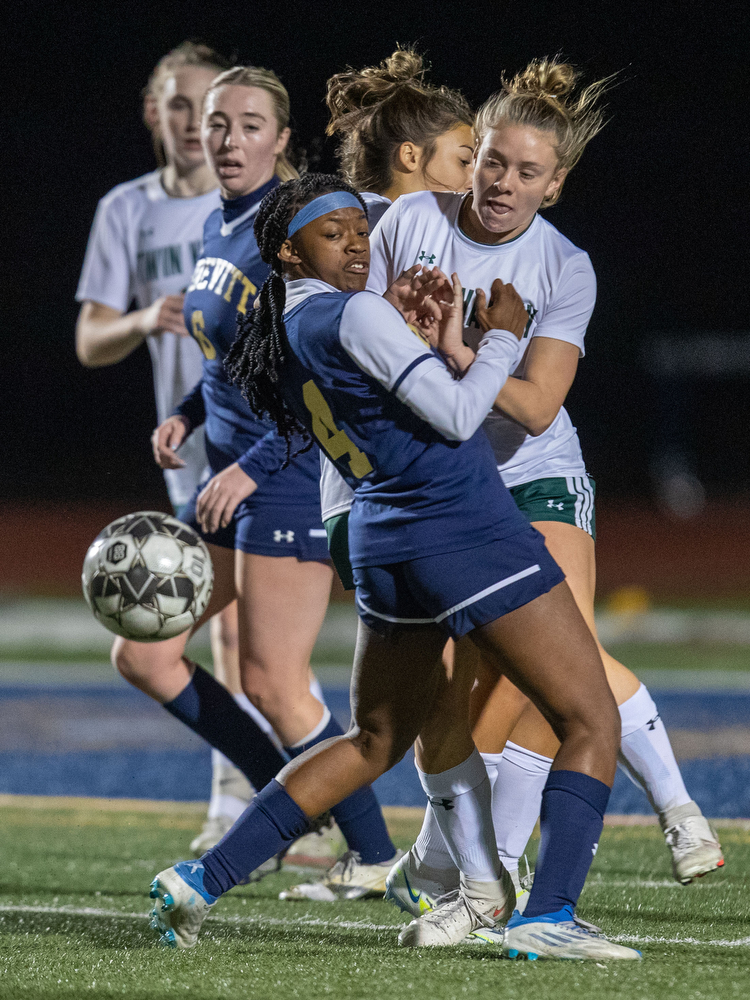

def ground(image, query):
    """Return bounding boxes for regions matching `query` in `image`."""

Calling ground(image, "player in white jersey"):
[370,60,722,919]
[326,48,474,232]
[75,42,276,852]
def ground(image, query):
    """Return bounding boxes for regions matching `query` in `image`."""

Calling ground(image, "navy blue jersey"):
[181,180,320,504]
[280,280,530,567]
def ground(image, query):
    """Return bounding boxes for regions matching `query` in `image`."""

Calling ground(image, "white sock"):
[417,748,500,882]
[480,750,504,792]
[413,801,456,871]
[309,675,325,705]
[207,749,254,821]
[618,683,691,814]
[288,706,331,749]
[492,741,553,873]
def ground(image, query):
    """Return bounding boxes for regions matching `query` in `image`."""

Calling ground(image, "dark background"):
[4,0,749,507]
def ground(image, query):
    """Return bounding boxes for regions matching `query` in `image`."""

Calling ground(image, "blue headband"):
[287,192,364,238]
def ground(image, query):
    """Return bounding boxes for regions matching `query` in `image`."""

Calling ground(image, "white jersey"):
[76,170,221,506]
[369,191,595,488]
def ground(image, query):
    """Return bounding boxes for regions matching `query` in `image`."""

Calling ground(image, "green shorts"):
[325,512,356,591]
[509,475,595,540]
[324,474,595,592]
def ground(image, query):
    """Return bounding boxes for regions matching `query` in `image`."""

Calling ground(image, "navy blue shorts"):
[180,490,330,562]
[353,525,564,640]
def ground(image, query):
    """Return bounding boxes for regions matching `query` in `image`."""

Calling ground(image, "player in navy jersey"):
[115,68,399,889]
[146,174,639,961]
[74,41,276,852]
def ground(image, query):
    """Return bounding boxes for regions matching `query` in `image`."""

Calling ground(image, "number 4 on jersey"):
[302,380,373,479]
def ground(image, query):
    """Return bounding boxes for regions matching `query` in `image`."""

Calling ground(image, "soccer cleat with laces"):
[284,816,346,869]
[660,801,724,884]
[466,865,534,943]
[398,872,515,948]
[384,847,459,917]
[502,906,642,961]
[279,849,404,901]
[148,862,216,949]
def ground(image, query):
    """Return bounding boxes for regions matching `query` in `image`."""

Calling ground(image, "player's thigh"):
[469,580,616,744]
[235,552,333,683]
[349,618,449,768]
[531,520,640,703]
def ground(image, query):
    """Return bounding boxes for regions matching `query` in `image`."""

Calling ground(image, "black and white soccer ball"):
[82,511,213,641]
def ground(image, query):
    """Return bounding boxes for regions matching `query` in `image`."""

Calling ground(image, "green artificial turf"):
[0,802,748,999]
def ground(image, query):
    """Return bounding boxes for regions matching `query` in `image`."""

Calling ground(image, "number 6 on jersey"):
[302,380,373,479]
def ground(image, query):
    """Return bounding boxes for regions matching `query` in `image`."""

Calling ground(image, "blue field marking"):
[1,679,749,813]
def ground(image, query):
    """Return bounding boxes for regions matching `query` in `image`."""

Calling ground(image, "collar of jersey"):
[220,176,279,237]
[453,194,540,253]
[284,277,340,315]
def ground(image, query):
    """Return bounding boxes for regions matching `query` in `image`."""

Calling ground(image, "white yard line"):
[0,903,395,932]
[1,904,747,947]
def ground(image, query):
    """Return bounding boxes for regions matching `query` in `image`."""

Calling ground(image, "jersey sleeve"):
[366,199,402,295]
[532,253,596,358]
[172,379,206,431]
[339,292,520,442]
[235,427,313,487]
[75,192,133,312]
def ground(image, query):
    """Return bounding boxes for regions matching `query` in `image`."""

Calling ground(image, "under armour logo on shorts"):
[273,530,295,543]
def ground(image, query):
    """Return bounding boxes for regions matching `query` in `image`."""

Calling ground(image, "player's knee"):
[556,689,620,753]
[351,722,411,774]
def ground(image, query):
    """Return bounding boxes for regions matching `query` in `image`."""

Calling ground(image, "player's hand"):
[475,280,528,340]
[196,463,258,535]
[435,272,476,375]
[152,415,190,469]
[383,265,451,329]
[138,295,189,337]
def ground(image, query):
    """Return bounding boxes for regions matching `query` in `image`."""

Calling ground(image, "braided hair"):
[225,173,367,465]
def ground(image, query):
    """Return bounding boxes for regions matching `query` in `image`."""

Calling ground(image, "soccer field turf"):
[1,800,748,999]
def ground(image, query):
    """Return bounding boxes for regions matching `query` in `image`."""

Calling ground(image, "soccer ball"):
[82,511,213,642]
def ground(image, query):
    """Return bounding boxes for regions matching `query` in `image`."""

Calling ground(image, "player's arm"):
[76,296,189,368]
[152,380,206,470]
[340,280,526,442]
[483,256,595,435]
[492,338,580,436]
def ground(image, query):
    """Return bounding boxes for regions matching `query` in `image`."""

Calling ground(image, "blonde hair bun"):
[475,56,617,206]
[509,58,579,99]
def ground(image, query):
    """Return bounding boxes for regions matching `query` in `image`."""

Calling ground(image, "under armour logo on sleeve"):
[273,530,295,543]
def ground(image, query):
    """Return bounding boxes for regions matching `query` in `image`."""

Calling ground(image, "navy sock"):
[523,769,611,919]
[285,713,396,864]
[201,779,310,897]
[163,664,286,790]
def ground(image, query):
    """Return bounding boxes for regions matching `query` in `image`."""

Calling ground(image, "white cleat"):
[466,867,533,943]
[284,818,346,870]
[149,865,214,949]
[661,802,725,884]
[191,761,255,852]
[190,815,235,854]
[384,847,459,917]
[398,872,515,948]
[502,911,641,961]
[279,849,404,901]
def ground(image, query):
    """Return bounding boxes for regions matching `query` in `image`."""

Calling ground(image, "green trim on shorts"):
[509,475,596,540]
[325,512,355,590]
